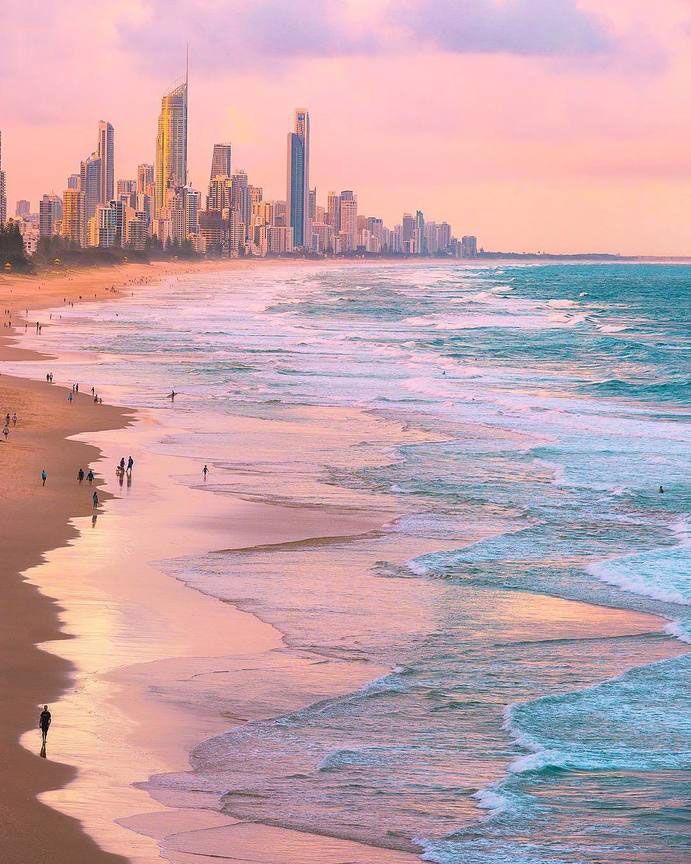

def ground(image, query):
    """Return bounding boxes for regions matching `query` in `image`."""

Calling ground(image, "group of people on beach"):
[2,410,17,441]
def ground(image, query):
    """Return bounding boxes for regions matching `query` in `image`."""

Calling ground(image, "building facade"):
[286,109,310,247]
[155,80,188,216]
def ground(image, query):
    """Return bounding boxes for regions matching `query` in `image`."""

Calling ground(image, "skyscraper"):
[286,109,310,247]
[155,65,188,216]
[80,153,102,220]
[15,200,30,218]
[210,143,232,181]
[339,190,358,252]
[0,132,6,226]
[62,188,86,247]
[326,191,341,232]
[137,163,155,196]
[97,121,115,204]
[39,194,62,238]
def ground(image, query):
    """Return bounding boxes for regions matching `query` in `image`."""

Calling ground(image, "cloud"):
[398,0,613,57]
[119,0,379,74]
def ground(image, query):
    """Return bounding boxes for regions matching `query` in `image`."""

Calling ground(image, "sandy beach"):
[1,258,687,864]
[0,258,426,863]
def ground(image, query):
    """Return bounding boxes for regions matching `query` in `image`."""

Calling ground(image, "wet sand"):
[0,372,131,864]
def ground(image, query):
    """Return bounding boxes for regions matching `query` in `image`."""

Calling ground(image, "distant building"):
[67,174,80,190]
[127,212,149,250]
[267,225,294,254]
[326,191,340,232]
[15,199,30,218]
[286,109,310,247]
[339,191,357,251]
[155,75,188,216]
[137,163,155,197]
[97,121,115,204]
[117,179,137,199]
[39,194,62,238]
[97,204,117,248]
[210,143,232,181]
[17,218,39,255]
[62,188,86,247]
[461,235,478,257]
[80,153,102,220]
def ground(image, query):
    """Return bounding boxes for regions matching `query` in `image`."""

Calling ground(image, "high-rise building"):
[0,132,6,225]
[231,170,250,239]
[210,143,232,181]
[274,200,287,228]
[67,174,80,190]
[286,109,310,247]
[117,179,137,198]
[137,163,155,197]
[401,213,415,244]
[15,200,30,218]
[155,68,188,216]
[39,194,62,238]
[339,190,358,251]
[185,186,201,237]
[80,153,102,220]
[207,175,232,212]
[97,204,117,248]
[326,192,340,232]
[62,188,86,247]
[97,121,115,204]
[461,235,478,257]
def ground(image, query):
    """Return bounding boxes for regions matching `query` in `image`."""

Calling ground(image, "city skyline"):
[1,1,690,255]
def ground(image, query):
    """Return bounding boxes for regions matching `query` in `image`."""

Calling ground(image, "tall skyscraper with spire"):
[210,143,232,181]
[286,109,310,247]
[97,121,115,204]
[155,57,188,216]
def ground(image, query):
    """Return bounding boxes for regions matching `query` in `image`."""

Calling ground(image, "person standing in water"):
[39,705,51,744]
[127,456,134,473]
[203,464,209,479]
[92,491,99,508]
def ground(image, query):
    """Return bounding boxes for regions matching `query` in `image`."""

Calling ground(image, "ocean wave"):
[586,541,690,607]
[504,656,691,775]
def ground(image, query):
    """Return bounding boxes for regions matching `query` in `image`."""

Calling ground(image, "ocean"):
[21,261,690,862]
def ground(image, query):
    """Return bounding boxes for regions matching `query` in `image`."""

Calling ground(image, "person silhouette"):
[39,705,51,745]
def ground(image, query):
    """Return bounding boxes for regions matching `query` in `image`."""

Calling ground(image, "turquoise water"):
[26,262,690,862]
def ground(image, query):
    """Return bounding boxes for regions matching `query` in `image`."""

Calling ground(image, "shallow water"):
[19,262,690,862]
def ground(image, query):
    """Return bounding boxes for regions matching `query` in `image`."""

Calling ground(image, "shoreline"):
[1,259,687,864]
[0,371,132,863]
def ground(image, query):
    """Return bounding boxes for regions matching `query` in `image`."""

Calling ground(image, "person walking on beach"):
[67,391,73,404]
[39,705,51,744]
[203,464,209,479]
[41,469,47,486]
[87,469,94,484]
[92,490,99,508]
[127,456,134,473]
[78,468,85,483]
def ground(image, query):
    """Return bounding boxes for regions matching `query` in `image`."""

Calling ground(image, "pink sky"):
[2,0,690,254]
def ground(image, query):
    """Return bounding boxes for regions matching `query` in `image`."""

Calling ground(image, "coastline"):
[1,258,687,864]
[1,258,425,863]
[0,371,131,864]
